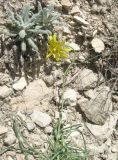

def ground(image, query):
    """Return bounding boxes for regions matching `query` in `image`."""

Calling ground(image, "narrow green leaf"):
[27,38,38,51]
[21,4,31,22]
[21,41,26,52]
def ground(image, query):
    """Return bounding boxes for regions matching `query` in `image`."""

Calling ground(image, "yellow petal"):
[63,47,72,52]
[46,52,53,59]
[53,34,57,42]
[60,52,69,58]
[49,35,53,41]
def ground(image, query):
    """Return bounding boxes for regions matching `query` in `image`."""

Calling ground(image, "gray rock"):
[31,109,52,128]
[43,75,54,87]
[74,16,89,26]
[26,118,35,131]
[77,86,112,125]
[91,38,105,53]
[0,125,8,135]
[63,88,78,106]
[4,132,16,146]
[76,69,98,90]
[86,111,118,140]
[0,86,12,99]
[12,77,27,91]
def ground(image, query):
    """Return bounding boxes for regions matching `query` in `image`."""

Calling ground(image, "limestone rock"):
[63,88,78,106]
[76,69,98,90]
[0,86,11,99]
[44,126,53,134]
[12,77,27,91]
[61,0,71,10]
[74,16,89,26]
[91,38,105,53]
[4,132,16,146]
[31,109,52,128]
[26,118,35,132]
[77,86,112,125]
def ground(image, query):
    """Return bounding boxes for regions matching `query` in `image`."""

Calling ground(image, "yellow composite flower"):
[46,34,72,61]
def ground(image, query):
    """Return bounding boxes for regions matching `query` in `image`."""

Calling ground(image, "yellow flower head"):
[46,34,72,61]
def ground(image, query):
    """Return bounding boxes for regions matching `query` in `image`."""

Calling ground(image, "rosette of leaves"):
[0,2,60,52]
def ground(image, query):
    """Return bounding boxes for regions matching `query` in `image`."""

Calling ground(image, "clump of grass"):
[0,62,88,160]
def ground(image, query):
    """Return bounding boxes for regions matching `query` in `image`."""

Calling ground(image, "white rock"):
[31,109,52,128]
[63,88,78,106]
[76,68,98,90]
[0,126,8,135]
[6,156,13,160]
[12,77,27,91]
[63,26,71,34]
[91,38,105,53]
[61,0,71,9]
[74,16,89,26]
[70,6,81,15]
[4,132,16,146]
[26,118,35,131]
[0,86,11,99]
[68,42,80,51]
[45,126,53,134]
[112,145,117,153]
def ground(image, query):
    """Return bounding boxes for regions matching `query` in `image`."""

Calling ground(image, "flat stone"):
[91,38,105,53]
[77,86,112,125]
[76,69,98,90]
[74,16,89,26]
[12,77,27,91]
[31,109,52,128]
[0,86,11,99]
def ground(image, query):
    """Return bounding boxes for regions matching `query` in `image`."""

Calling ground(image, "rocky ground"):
[0,0,118,160]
